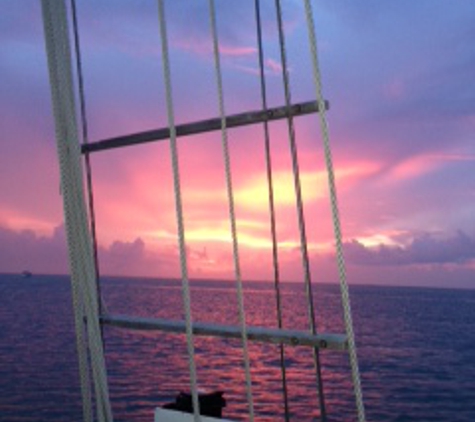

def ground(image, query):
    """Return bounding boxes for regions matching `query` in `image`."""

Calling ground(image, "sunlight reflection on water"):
[1,275,474,422]
[101,278,355,421]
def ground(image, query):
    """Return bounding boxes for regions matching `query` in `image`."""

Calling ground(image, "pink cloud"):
[265,58,283,75]
[2,1,474,292]
[230,59,286,77]
[174,38,256,58]
[383,152,475,183]
[220,45,257,57]
[385,155,439,182]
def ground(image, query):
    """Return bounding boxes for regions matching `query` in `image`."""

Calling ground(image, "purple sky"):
[1,1,474,288]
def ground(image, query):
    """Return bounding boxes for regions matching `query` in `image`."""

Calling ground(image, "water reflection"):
[103,279,356,421]
[1,275,474,422]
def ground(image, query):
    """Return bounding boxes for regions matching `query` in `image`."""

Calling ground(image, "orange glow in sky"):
[1,2,474,288]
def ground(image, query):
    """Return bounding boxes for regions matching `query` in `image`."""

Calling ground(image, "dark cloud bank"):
[0,225,176,277]
[1,225,474,288]
[344,231,475,266]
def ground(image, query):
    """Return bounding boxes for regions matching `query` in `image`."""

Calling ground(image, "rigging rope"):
[273,1,327,420]
[208,1,255,420]
[70,3,112,417]
[41,1,114,421]
[156,1,201,420]
[70,0,107,321]
[302,1,366,421]
[253,1,290,421]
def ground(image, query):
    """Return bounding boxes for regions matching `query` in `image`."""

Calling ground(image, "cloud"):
[174,38,257,58]
[0,223,237,279]
[93,236,183,278]
[2,222,474,288]
[345,231,475,266]
[318,0,475,167]
[0,224,161,277]
[2,1,474,291]
[265,58,283,75]
[382,154,447,183]
[100,238,147,275]
[0,225,68,274]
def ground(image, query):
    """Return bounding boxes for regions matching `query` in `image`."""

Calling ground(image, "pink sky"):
[1,1,474,288]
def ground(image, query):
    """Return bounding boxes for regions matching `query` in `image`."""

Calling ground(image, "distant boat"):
[21,271,32,278]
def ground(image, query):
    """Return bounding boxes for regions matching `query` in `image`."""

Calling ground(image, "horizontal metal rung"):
[82,100,329,154]
[101,314,347,351]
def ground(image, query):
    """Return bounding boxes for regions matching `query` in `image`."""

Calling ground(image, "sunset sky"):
[1,1,474,288]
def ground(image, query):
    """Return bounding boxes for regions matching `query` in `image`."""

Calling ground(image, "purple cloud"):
[345,231,475,266]
[0,224,152,276]
[1,1,474,291]
[0,224,199,278]
[0,225,68,274]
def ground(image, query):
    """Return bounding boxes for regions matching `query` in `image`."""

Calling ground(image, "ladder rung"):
[82,100,329,154]
[101,314,347,351]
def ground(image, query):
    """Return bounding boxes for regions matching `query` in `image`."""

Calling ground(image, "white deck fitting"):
[155,408,233,422]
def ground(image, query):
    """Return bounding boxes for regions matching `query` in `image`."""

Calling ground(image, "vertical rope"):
[70,0,107,321]
[41,3,93,422]
[207,1,255,420]
[70,1,111,416]
[253,1,290,421]
[41,1,113,421]
[273,1,327,420]
[302,1,366,421]
[156,1,201,420]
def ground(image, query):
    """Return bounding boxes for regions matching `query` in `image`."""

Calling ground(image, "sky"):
[0,1,474,288]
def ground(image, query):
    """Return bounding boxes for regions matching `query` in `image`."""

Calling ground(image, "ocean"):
[0,273,474,422]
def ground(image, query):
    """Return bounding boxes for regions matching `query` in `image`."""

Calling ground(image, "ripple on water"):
[1,276,475,421]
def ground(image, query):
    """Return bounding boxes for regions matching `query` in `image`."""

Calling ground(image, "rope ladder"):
[41,1,365,421]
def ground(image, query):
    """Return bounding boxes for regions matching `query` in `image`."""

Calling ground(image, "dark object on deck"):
[163,391,226,418]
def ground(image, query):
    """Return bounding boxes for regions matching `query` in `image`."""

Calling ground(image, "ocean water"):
[0,274,474,422]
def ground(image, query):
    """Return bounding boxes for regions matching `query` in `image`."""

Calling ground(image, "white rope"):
[70,0,107,323]
[41,3,94,422]
[302,1,366,421]
[156,1,201,421]
[70,209,110,422]
[41,1,113,421]
[208,1,255,420]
